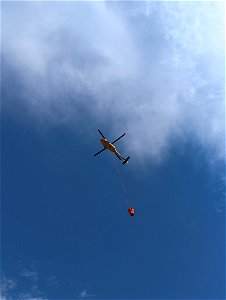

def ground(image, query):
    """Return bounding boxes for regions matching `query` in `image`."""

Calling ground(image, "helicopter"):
[94,130,130,165]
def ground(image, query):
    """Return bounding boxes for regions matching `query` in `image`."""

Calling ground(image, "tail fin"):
[122,156,130,165]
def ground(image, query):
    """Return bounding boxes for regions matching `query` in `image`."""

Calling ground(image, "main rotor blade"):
[111,133,125,144]
[98,130,106,139]
[94,147,107,157]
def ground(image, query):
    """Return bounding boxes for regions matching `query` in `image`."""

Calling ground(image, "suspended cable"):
[113,156,129,206]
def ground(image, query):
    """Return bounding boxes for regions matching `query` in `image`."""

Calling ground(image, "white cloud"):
[2,1,225,164]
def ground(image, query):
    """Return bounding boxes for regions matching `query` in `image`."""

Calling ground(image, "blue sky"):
[1,1,225,299]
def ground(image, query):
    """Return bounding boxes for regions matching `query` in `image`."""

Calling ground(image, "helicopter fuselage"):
[100,138,116,153]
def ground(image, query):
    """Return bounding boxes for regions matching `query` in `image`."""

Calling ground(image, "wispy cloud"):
[20,268,39,283]
[212,174,226,213]
[79,289,95,299]
[45,275,58,288]
[0,277,47,300]
[0,275,17,299]
[2,1,224,164]
[1,265,47,300]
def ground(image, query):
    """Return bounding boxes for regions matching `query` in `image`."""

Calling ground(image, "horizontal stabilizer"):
[122,156,130,165]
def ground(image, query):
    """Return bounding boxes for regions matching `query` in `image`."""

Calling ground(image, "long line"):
[113,156,129,206]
